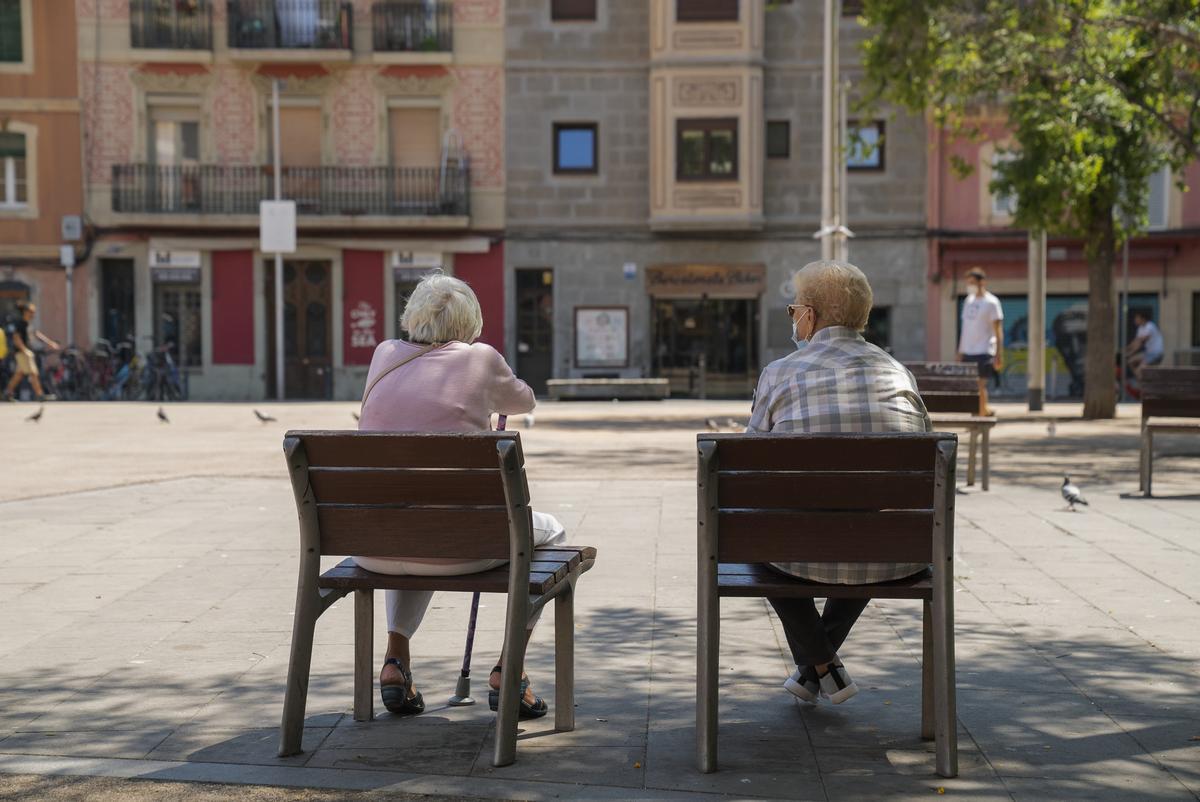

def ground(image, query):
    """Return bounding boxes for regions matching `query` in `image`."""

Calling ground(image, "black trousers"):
[768,597,870,667]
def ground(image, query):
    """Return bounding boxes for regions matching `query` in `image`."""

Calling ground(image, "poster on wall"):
[575,306,629,369]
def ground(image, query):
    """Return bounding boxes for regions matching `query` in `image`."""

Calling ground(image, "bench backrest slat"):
[1141,367,1200,419]
[904,362,981,414]
[699,433,955,565]
[285,430,525,561]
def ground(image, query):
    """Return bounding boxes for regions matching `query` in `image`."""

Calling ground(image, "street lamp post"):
[272,78,284,400]
[816,0,852,261]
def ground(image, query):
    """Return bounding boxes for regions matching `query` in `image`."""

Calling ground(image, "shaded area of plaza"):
[1,401,1198,800]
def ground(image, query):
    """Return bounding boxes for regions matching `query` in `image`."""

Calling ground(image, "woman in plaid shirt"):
[747,259,931,704]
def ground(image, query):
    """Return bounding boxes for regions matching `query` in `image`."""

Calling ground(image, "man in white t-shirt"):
[957,267,1004,416]
[1126,311,1164,380]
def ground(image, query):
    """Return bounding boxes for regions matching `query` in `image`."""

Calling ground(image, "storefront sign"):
[349,301,378,350]
[152,267,201,284]
[645,264,767,298]
[150,250,202,269]
[391,251,443,268]
[575,306,629,369]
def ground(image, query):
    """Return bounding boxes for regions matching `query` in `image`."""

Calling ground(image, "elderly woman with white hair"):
[356,273,565,719]
[747,259,931,707]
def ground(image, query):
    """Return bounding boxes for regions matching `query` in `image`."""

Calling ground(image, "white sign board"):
[574,307,629,369]
[260,200,297,254]
[392,251,443,268]
[150,249,202,268]
[61,215,83,241]
[59,245,75,268]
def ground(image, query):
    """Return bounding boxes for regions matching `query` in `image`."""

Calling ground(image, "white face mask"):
[966,283,980,298]
[791,307,811,350]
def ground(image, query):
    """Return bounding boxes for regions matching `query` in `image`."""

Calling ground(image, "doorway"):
[652,297,758,398]
[515,268,554,396]
[100,259,136,345]
[265,260,333,399]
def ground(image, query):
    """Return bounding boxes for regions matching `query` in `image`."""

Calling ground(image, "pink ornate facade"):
[451,67,504,189]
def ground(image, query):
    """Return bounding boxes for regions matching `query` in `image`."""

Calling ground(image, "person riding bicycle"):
[3,302,59,402]
[1125,311,1164,380]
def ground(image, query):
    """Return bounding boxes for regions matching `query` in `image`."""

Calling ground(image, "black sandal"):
[380,657,425,716]
[488,665,548,720]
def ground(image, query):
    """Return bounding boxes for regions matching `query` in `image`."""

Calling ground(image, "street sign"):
[623,262,637,280]
[61,215,82,241]
[59,245,75,267]
[150,249,202,268]
[260,200,297,253]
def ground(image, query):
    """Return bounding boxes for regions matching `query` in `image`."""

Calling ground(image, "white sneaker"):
[818,662,858,704]
[784,667,821,702]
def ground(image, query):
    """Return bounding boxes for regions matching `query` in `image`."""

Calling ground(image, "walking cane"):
[448,413,508,706]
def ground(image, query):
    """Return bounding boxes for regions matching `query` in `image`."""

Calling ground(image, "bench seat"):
[1144,416,1200,434]
[717,562,932,599]
[319,546,598,596]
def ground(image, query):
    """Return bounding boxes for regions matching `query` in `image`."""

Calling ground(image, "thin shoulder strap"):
[360,343,437,411]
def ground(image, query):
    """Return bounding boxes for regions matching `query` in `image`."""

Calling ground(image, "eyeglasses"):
[787,304,812,320]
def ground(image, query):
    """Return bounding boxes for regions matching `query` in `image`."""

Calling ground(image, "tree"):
[856,0,1200,419]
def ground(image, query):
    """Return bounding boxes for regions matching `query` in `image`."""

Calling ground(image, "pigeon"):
[351,411,360,422]
[705,418,721,432]
[25,405,43,423]
[157,406,170,424]
[524,413,535,428]
[1046,420,1057,437]
[253,409,277,423]
[724,418,743,432]
[1061,476,1087,511]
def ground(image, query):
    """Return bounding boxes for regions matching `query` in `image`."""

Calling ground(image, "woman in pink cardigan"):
[356,273,565,719]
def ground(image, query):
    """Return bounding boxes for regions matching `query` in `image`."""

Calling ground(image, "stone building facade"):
[504,0,928,397]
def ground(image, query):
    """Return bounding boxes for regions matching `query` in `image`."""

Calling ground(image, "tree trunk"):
[1082,200,1117,420]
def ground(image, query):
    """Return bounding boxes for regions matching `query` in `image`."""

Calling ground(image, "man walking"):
[3,302,58,402]
[957,268,1003,416]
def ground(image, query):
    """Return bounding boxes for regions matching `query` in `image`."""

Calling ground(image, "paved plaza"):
[1,400,1198,801]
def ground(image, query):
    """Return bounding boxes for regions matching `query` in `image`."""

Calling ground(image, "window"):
[677,0,739,23]
[0,0,23,63]
[1146,166,1170,230]
[154,280,202,369]
[846,120,884,171]
[553,123,598,174]
[676,118,738,181]
[766,120,790,159]
[0,131,27,208]
[551,0,597,21]
[990,150,1018,216]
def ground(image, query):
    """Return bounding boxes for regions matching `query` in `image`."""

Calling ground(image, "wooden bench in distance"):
[1139,367,1200,497]
[546,378,670,401]
[906,362,996,491]
[278,430,597,768]
[696,432,959,778]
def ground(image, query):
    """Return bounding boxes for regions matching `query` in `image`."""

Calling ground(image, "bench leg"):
[1143,428,1154,498]
[353,589,374,723]
[279,589,320,757]
[696,593,719,772]
[932,591,958,778]
[966,429,978,487]
[554,584,575,732]
[1138,427,1146,491]
[921,599,934,741]
[980,428,990,491]
[492,602,529,767]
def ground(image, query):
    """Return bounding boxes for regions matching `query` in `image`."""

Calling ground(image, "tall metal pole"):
[65,263,74,346]
[1027,230,1046,411]
[836,78,849,262]
[819,0,838,261]
[272,79,285,400]
[1119,235,1130,402]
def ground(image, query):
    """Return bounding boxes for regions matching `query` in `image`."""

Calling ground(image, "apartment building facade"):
[78,0,505,400]
[0,0,86,344]
[504,0,928,397]
[928,120,1200,399]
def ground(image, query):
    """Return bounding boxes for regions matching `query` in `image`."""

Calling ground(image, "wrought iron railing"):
[112,163,471,217]
[372,1,453,52]
[130,0,213,49]
[227,0,353,49]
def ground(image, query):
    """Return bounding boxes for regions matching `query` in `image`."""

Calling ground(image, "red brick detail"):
[81,64,135,184]
[77,0,129,19]
[212,250,256,365]
[342,250,385,366]
[381,65,450,80]
[454,243,504,354]
[332,68,378,166]
[454,0,502,24]
[138,63,210,76]
[256,64,331,80]
[450,67,503,189]
[211,65,258,163]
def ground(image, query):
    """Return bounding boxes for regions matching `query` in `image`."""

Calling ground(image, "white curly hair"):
[791,259,874,332]
[400,273,484,344]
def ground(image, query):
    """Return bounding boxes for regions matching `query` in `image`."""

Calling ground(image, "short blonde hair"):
[400,273,483,344]
[792,259,873,332]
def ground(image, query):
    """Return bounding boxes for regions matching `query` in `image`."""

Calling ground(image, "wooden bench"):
[696,432,959,778]
[277,430,597,767]
[906,362,996,491]
[546,377,671,401]
[1139,367,1200,497]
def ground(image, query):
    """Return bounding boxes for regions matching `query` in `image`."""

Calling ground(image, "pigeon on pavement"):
[351,411,360,422]
[157,406,170,424]
[1061,476,1087,511]
[705,418,721,432]
[25,405,44,423]
[1046,420,1057,437]
[524,413,535,428]
[253,409,277,423]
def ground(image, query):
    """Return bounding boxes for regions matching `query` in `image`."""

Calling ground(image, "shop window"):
[551,0,596,21]
[154,280,202,368]
[553,122,598,174]
[846,120,885,171]
[677,0,739,22]
[766,120,790,159]
[677,118,738,181]
[864,306,891,353]
[0,130,28,208]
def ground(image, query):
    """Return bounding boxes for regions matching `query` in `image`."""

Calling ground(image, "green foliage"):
[857,0,1200,244]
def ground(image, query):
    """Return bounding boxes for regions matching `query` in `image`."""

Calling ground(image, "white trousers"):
[352,511,567,638]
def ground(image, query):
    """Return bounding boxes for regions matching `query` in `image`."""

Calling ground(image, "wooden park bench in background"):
[278,430,596,767]
[1139,367,1200,497]
[696,432,959,778]
[906,362,996,491]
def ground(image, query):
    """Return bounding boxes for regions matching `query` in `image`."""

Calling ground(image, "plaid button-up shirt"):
[746,325,932,585]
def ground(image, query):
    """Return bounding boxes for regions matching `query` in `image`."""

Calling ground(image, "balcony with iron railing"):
[110,163,471,224]
[372,1,453,59]
[130,0,213,51]
[227,0,353,56]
